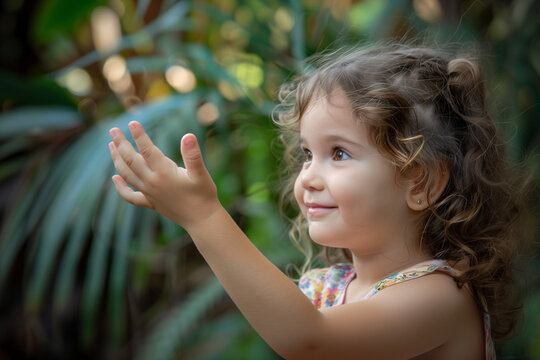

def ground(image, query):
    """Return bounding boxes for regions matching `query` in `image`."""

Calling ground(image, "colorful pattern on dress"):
[361,260,453,300]
[484,311,496,360]
[298,263,355,309]
[297,260,495,360]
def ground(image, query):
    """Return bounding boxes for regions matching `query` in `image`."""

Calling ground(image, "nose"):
[299,163,324,191]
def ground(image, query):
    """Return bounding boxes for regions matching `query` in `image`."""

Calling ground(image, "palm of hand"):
[108,121,219,230]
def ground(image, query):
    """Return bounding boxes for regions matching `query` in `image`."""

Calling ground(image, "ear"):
[405,162,450,211]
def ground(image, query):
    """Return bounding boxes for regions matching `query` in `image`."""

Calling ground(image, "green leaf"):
[136,280,225,360]
[81,184,119,345]
[53,187,101,312]
[0,166,49,290]
[0,106,83,139]
[127,56,171,73]
[51,1,192,77]
[131,208,159,294]
[0,72,75,107]
[0,157,28,182]
[9,94,201,343]
[32,0,107,44]
[347,0,388,33]
[107,202,136,344]
[289,0,306,69]
[25,128,112,310]
[0,136,31,160]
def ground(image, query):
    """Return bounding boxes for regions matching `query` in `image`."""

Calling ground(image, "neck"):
[350,250,432,289]
[347,214,434,289]
[348,228,432,290]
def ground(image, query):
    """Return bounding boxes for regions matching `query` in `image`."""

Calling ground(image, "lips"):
[305,201,337,216]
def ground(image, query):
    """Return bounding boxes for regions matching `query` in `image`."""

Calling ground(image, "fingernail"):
[108,142,114,152]
[184,136,195,147]
[109,129,118,139]
[129,122,137,131]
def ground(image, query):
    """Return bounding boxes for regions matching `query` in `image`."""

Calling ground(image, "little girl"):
[108,44,520,359]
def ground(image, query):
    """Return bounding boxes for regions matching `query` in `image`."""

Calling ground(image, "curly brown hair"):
[273,43,522,339]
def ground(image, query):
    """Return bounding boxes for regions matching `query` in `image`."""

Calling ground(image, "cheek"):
[333,169,396,221]
[342,171,406,223]
[293,175,305,210]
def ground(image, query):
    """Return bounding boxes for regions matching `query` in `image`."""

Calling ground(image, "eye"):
[333,148,350,161]
[303,148,313,162]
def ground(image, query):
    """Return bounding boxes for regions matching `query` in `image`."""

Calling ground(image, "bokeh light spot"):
[413,0,442,23]
[56,68,93,96]
[91,6,122,53]
[231,62,263,89]
[165,65,197,93]
[197,102,219,126]
[102,55,127,83]
[218,80,244,101]
[274,7,294,32]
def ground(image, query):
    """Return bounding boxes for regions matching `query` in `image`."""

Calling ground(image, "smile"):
[305,202,337,217]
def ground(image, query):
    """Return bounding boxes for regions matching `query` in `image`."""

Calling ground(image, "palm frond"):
[136,279,225,360]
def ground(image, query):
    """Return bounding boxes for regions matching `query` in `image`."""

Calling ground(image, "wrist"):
[182,201,227,236]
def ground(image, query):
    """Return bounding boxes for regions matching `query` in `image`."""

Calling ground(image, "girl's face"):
[294,90,414,254]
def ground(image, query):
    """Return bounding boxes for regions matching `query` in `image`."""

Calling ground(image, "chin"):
[309,227,380,254]
[308,228,346,248]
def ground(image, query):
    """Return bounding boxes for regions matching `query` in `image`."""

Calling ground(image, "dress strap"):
[360,259,454,300]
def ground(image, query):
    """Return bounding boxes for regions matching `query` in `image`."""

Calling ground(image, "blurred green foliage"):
[0,0,538,359]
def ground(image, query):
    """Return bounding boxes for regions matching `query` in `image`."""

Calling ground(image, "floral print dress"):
[298,259,495,359]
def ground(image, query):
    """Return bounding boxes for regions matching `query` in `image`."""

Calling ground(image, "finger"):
[112,175,152,208]
[128,121,167,169]
[109,142,145,190]
[110,127,152,180]
[180,134,208,180]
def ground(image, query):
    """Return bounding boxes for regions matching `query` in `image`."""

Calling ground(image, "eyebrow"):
[299,134,366,149]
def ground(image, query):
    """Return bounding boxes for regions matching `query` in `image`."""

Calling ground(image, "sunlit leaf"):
[52,1,192,77]
[347,0,388,33]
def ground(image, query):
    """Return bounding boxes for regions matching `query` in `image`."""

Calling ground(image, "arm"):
[109,122,322,356]
[108,122,470,359]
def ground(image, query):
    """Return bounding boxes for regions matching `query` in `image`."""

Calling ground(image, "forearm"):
[108,124,322,356]
[187,206,323,356]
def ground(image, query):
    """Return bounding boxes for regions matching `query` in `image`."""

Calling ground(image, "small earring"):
[417,199,422,205]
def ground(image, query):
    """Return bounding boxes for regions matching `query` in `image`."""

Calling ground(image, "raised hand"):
[108,121,220,230]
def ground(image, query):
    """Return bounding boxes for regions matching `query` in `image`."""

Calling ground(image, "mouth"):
[305,202,337,217]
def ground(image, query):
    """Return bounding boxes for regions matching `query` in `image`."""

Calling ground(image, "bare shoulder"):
[373,272,476,327]
[315,272,484,359]
[366,272,484,358]
[377,271,472,313]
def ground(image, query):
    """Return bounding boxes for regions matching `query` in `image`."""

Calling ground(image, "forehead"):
[299,89,370,143]
[301,88,355,125]
[303,86,350,112]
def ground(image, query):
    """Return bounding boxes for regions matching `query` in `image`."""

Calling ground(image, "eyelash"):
[303,149,313,162]
[332,147,350,161]
[302,147,350,162]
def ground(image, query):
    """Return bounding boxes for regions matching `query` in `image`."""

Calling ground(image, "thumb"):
[181,133,207,179]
